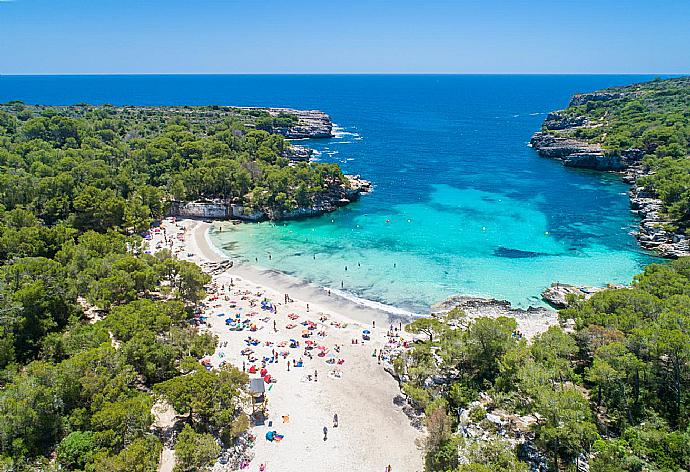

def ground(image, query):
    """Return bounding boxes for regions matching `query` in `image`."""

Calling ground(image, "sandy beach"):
[150,218,425,472]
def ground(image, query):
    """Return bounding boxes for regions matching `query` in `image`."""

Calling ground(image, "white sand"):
[149,218,424,472]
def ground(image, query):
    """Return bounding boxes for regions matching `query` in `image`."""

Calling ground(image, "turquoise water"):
[0,75,659,311]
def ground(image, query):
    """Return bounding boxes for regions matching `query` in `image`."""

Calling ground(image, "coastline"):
[530,87,690,259]
[152,217,426,472]
[201,219,559,336]
[199,221,417,326]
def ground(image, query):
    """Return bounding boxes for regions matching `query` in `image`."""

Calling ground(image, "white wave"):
[328,287,421,318]
[332,123,361,139]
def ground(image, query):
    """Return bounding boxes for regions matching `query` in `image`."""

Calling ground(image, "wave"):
[332,123,361,140]
[327,287,421,318]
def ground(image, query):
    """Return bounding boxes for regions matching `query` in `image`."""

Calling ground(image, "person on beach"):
[314,370,318,382]
[333,413,338,428]
[323,426,328,441]
[306,303,310,312]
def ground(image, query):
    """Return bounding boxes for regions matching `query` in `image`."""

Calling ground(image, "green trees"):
[397,297,690,471]
[545,77,690,230]
[57,431,99,470]
[154,365,248,442]
[0,111,255,470]
[173,425,220,472]
[92,435,162,472]
[0,103,349,230]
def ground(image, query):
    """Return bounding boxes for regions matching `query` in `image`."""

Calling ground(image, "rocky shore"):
[242,107,334,139]
[431,295,557,339]
[171,175,371,222]
[530,92,689,258]
[540,283,607,308]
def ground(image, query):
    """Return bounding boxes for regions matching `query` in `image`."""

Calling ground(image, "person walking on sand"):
[314,370,318,382]
[323,426,328,441]
[333,413,338,428]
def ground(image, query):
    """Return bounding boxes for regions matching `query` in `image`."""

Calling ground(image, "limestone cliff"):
[530,87,689,258]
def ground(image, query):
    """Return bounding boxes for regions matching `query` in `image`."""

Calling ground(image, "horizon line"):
[1,72,687,77]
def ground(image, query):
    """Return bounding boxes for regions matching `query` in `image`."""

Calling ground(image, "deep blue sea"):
[0,75,660,311]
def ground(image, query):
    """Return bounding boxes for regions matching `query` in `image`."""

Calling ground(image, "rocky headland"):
[530,90,690,258]
[172,174,371,222]
[540,283,609,308]
[252,107,334,139]
[430,295,557,339]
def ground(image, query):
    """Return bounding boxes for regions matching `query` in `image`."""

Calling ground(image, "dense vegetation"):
[399,258,690,471]
[0,102,347,230]
[544,77,690,229]
[0,102,343,470]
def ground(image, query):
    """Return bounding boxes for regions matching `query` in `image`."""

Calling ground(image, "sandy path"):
[150,218,424,472]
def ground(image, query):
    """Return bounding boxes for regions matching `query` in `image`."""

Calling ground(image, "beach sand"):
[150,218,425,472]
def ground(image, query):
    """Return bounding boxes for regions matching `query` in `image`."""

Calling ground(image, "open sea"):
[0,75,660,311]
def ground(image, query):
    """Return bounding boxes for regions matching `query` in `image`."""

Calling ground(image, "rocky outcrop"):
[283,144,313,161]
[630,184,690,257]
[568,91,632,107]
[262,175,371,220]
[529,133,642,171]
[530,95,689,258]
[431,295,557,339]
[245,107,334,139]
[170,175,371,223]
[541,283,605,308]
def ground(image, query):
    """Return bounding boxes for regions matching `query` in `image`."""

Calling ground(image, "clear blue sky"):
[1,0,688,74]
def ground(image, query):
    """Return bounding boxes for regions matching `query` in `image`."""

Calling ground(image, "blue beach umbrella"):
[363,330,371,335]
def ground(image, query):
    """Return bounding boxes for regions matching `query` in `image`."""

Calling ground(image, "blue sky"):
[1,0,689,74]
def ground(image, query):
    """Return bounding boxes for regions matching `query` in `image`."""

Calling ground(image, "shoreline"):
[151,217,559,470]
[197,220,418,327]
[151,217,425,471]
[199,219,559,338]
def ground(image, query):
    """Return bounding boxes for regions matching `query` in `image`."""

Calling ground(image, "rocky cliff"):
[242,107,334,139]
[530,91,689,258]
[172,175,371,222]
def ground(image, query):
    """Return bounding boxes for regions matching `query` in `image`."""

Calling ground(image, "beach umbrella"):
[363,329,371,335]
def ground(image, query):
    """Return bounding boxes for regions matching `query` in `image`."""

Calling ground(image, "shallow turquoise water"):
[0,74,660,311]
[211,181,650,311]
